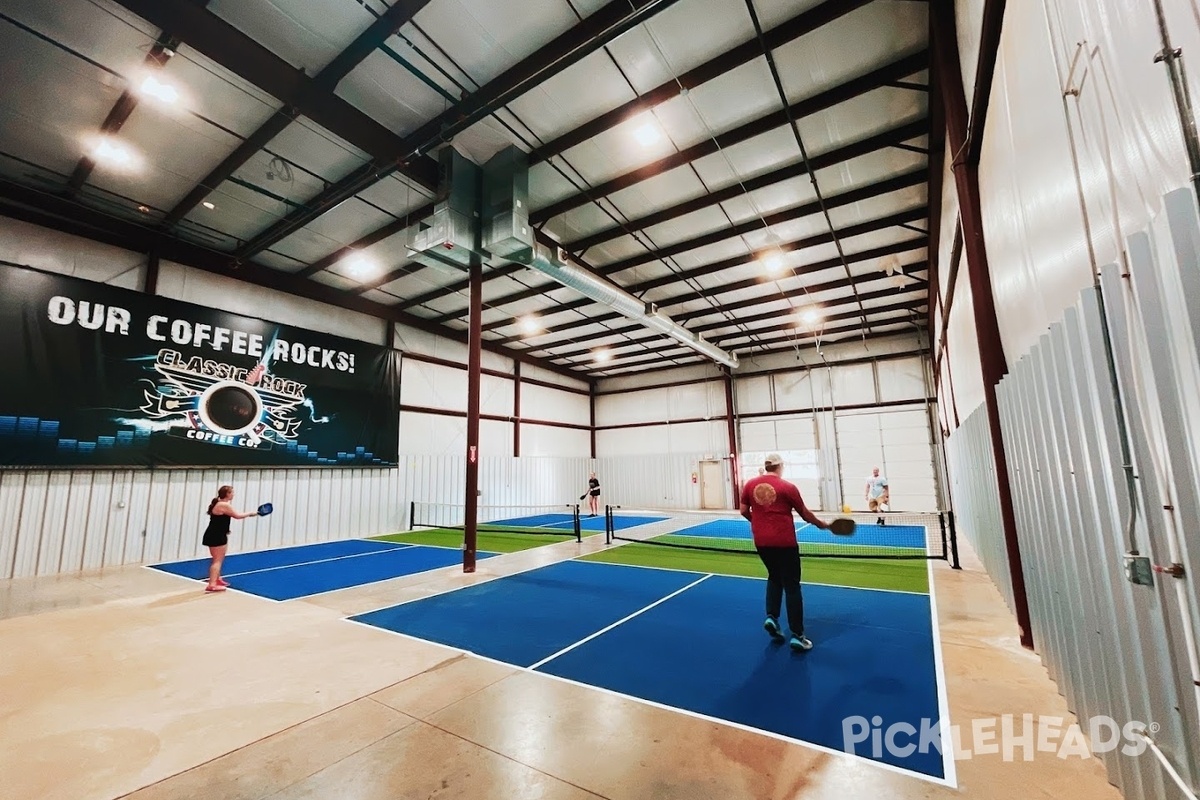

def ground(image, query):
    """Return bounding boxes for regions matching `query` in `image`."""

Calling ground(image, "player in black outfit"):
[203,485,260,593]
[586,473,600,517]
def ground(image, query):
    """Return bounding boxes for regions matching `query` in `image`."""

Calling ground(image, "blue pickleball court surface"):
[350,559,949,781]
[150,539,498,601]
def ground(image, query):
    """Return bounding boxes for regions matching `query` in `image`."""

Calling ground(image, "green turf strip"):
[372,527,578,553]
[580,542,929,594]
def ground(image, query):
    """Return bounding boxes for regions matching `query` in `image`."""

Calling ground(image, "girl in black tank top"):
[203,485,260,593]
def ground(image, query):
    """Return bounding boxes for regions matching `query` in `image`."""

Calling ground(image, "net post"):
[947,510,962,569]
[408,500,415,531]
[574,503,581,543]
[605,505,612,544]
[938,511,948,561]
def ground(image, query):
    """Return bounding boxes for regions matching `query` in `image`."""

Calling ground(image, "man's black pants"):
[755,545,804,636]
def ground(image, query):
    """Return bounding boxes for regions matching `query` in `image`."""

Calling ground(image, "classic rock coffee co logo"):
[142,350,304,450]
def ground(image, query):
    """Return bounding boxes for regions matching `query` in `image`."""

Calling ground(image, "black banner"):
[0,263,400,467]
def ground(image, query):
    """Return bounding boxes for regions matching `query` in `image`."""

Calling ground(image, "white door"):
[699,460,724,509]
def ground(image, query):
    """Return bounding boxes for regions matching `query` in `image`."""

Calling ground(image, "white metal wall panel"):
[0,466,408,579]
[876,356,928,403]
[830,362,877,407]
[734,375,772,415]
[596,453,727,511]
[401,361,470,413]
[596,425,663,456]
[522,383,589,425]
[773,367,831,411]
[521,424,590,458]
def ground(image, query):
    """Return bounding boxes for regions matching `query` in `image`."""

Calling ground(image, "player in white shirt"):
[865,466,889,526]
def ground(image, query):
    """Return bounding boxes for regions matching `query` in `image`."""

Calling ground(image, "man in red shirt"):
[740,453,831,651]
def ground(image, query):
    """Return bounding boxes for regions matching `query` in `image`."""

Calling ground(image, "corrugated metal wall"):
[945,190,1200,799]
[944,406,1011,609]
[0,467,405,579]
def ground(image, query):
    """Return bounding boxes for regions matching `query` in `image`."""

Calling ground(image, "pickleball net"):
[409,501,582,542]
[603,506,958,564]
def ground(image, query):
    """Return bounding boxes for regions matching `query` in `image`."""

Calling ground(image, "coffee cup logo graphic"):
[197,381,263,436]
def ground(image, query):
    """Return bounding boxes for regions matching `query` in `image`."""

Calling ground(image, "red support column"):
[513,361,521,457]
[931,0,1032,649]
[589,381,597,459]
[724,373,740,508]
[463,252,482,573]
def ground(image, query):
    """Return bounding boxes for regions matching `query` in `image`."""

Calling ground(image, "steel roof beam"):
[530,0,876,162]
[228,0,685,262]
[531,50,928,223]
[563,118,927,253]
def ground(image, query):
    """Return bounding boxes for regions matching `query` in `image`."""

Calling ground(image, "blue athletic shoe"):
[763,617,785,641]
[789,634,813,652]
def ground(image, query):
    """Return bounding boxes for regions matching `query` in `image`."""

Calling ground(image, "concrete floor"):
[0,537,1123,800]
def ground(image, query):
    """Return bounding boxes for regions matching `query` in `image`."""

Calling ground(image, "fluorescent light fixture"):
[92,138,135,168]
[521,243,738,369]
[519,315,540,335]
[341,252,377,278]
[201,201,216,210]
[139,74,179,104]
[633,122,661,147]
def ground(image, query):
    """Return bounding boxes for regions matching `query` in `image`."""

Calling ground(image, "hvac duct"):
[525,242,740,369]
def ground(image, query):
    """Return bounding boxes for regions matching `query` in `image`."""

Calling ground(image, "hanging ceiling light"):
[758,231,787,275]
[797,306,823,328]
[519,315,541,335]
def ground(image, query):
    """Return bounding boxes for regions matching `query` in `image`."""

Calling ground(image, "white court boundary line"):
[527,574,711,670]
[926,557,959,787]
[340,610,956,789]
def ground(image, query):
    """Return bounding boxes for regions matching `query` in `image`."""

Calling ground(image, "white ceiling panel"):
[309,270,361,292]
[772,3,927,103]
[195,178,289,240]
[356,175,436,218]
[620,0,757,88]
[4,0,155,76]
[683,57,780,135]
[506,49,636,145]
[604,163,708,224]
[582,235,651,267]
[528,160,580,209]
[168,47,284,139]
[0,35,122,177]
[271,198,399,265]
[719,177,819,225]
[254,249,307,273]
[83,108,242,210]
[410,0,577,89]
[208,0,378,74]
[637,204,740,252]
[265,119,370,179]
[361,288,402,305]
[338,48,453,137]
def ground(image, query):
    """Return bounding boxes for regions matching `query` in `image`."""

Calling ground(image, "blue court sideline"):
[351,559,946,780]
[150,539,497,601]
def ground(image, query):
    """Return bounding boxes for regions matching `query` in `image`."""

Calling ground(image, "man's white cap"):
[765,453,783,466]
